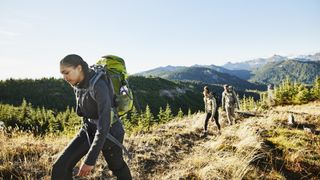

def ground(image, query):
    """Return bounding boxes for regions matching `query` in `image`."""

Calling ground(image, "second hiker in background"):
[202,86,221,137]
[222,85,239,125]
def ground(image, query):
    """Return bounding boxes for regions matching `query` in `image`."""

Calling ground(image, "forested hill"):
[0,78,74,111]
[135,66,265,91]
[250,60,320,85]
[0,76,260,115]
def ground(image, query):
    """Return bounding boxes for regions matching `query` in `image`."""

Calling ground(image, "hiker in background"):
[202,86,221,137]
[267,84,275,106]
[52,54,132,180]
[222,85,239,125]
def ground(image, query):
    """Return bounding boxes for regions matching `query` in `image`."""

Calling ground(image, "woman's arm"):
[84,80,111,166]
[211,97,217,117]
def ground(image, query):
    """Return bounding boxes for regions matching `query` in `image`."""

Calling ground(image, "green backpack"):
[91,55,134,117]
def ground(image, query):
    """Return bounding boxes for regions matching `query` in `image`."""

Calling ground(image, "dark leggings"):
[51,124,132,180]
[204,110,221,131]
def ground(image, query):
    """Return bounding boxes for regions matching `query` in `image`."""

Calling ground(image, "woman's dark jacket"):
[74,70,116,165]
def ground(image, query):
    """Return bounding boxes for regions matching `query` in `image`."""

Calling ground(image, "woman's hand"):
[77,163,94,177]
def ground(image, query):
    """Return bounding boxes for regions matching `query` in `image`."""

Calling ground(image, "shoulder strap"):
[88,71,105,101]
[86,69,130,158]
[106,133,132,159]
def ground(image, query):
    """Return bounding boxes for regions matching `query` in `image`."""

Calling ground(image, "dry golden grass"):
[1,101,320,179]
[0,130,69,179]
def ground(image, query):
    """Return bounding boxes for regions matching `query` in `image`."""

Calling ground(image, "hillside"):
[135,65,186,78]
[136,65,252,81]
[1,101,319,179]
[164,67,264,90]
[223,55,287,70]
[222,52,320,71]
[134,52,320,87]
[250,60,320,85]
[135,66,264,91]
[0,78,74,111]
[0,77,260,116]
[204,65,252,80]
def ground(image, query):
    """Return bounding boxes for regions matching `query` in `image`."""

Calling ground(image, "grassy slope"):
[0,102,320,179]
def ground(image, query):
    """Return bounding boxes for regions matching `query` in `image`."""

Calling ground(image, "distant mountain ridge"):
[136,65,186,78]
[222,52,320,71]
[192,64,252,80]
[223,55,288,70]
[135,51,320,86]
[250,60,320,85]
[135,66,264,90]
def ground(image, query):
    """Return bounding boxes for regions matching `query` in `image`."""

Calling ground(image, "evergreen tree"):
[188,108,192,118]
[295,84,312,104]
[258,93,268,110]
[143,105,154,131]
[312,76,320,100]
[177,108,184,119]
[163,103,173,123]
[129,106,139,126]
[137,106,152,132]
[240,95,247,110]
[157,107,165,123]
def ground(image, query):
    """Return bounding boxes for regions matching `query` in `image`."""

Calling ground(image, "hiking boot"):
[201,131,208,138]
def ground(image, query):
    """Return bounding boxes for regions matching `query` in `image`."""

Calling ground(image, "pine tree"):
[19,98,29,121]
[130,106,139,126]
[177,108,184,119]
[295,84,312,104]
[240,95,247,110]
[188,108,192,118]
[143,105,154,131]
[157,107,165,123]
[163,103,173,123]
[312,76,320,100]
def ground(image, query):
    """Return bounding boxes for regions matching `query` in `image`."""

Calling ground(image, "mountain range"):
[135,52,320,86]
[250,60,320,85]
[136,66,262,90]
[222,52,320,70]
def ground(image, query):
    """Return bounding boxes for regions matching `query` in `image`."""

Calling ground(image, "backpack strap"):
[86,69,131,159]
[88,71,105,101]
[106,133,132,159]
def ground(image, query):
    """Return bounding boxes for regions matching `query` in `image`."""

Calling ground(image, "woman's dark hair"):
[204,86,210,92]
[60,54,89,74]
[203,86,210,96]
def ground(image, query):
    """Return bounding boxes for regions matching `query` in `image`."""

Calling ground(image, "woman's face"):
[60,64,83,86]
[203,90,209,97]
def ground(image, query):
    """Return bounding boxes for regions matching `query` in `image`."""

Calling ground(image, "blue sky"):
[0,0,319,80]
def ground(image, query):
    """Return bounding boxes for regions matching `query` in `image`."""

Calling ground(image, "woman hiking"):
[52,54,132,180]
[202,86,221,137]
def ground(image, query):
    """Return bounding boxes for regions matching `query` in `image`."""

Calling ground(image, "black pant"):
[204,110,221,131]
[51,121,132,180]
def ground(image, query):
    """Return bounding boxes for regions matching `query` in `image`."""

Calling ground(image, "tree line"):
[0,99,191,136]
[240,76,320,111]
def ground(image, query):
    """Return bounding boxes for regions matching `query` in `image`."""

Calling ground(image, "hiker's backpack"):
[224,91,235,105]
[90,55,134,117]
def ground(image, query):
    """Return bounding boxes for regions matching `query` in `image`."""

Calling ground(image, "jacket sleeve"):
[74,88,83,117]
[222,92,225,108]
[203,97,207,113]
[84,80,111,165]
[232,90,239,107]
[211,97,217,116]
